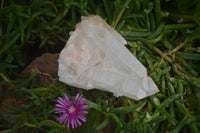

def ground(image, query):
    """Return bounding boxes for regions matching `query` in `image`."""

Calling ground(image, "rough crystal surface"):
[58,15,159,100]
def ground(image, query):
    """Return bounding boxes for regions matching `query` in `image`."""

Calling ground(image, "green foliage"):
[1,0,200,132]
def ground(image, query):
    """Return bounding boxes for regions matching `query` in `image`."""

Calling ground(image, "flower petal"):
[80,105,88,110]
[67,117,70,128]
[57,100,65,106]
[63,116,68,125]
[75,93,80,102]
[71,119,74,128]
[78,95,83,102]
[76,119,82,126]
[74,118,78,128]
[79,115,87,122]
[58,97,65,105]
[54,108,65,113]
[64,93,70,103]
[55,104,65,108]
[79,111,88,114]
[78,98,86,105]
[57,114,66,124]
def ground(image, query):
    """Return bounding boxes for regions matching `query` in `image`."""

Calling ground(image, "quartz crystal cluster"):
[58,15,159,100]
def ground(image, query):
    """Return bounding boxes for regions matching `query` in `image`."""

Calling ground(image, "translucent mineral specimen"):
[58,15,159,100]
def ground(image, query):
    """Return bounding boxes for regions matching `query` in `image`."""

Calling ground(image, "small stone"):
[22,53,59,84]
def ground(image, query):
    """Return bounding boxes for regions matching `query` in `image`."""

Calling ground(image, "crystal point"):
[58,15,159,100]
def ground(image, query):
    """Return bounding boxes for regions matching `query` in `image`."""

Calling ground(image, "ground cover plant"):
[0,0,200,132]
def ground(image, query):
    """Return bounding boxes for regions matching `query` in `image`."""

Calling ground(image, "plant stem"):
[152,45,200,88]
[112,0,131,28]
[170,39,187,54]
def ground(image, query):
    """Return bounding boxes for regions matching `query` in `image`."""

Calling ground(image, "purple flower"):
[54,93,88,128]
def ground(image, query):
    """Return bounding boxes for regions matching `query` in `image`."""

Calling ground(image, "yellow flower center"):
[69,106,75,113]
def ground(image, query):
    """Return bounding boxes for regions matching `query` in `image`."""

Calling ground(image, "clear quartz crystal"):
[58,15,159,100]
